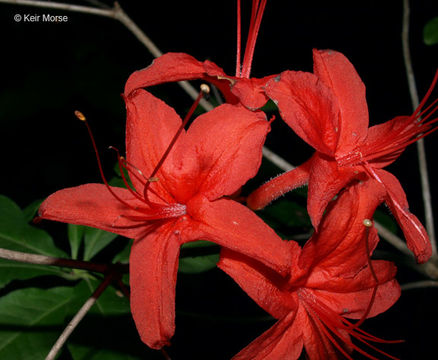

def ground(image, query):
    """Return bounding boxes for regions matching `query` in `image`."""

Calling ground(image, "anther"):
[200,83,210,95]
[363,219,373,227]
[74,110,86,121]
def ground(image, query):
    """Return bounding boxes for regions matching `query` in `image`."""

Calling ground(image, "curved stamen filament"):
[75,111,138,212]
[236,0,242,76]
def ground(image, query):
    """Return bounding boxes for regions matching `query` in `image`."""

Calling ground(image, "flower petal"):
[306,153,357,228]
[189,196,291,274]
[265,71,340,155]
[312,49,369,154]
[178,104,270,201]
[302,177,386,275]
[125,89,187,201]
[247,156,312,210]
[230,76,276,110]
[377,169,431,263]
[129,222,181,349]
[218,248,298,319]
[232,311,304,360]
[38,183,149,239]
[311,264,400,320]
[124,52,238,103]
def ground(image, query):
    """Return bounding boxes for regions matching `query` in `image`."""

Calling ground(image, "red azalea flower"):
[38,89,290,349]
[220,181,401,360]
[124,0,276,110]
[248,49,438,263]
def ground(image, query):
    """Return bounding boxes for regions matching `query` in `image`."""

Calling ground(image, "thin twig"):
[45,271,118,360]
[401,280,438,291]
[402,0,436,254]
[0,0,420,264]
[0,247,128,273]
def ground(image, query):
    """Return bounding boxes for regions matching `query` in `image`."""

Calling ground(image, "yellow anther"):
[200,84,210,94]
[74,110,86,121]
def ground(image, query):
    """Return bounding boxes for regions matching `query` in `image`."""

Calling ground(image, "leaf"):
[69,346,144,360]
[0,195,66,257]
[22,199,43,223]
[83,227,119,261]
[72,278,130,317]
[68,224,85,260]
[0,286,74,360]
[0,259,67,289]
[424,17,438,45]
[262,199,311,227]
[178,241,220,274]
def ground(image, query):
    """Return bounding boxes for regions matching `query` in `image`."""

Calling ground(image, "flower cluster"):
[38,1,437,358]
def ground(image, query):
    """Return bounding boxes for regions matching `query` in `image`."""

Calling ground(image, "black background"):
[1,0,438,359]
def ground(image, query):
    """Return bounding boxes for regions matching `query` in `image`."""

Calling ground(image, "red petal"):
[218,248,298,319]
[302,178,386,275]
[232,311,304,360]
[189,196,291,274]
[38,184,148,239]
[124,53,239,104]
[306,153,357,228]
[377,169,432,263]
[247,156,312,210]
[265,71,340,156]
[125,89,187,202]
[230,76,276,110]
[178,104,270,201]
[312,49,369,154]
[125,53,212,95]
[129,222,181,349]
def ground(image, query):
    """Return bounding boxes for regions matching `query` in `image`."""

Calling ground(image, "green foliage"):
[0,287,74,360]
[179,240,220,274]
[424,17,438,45]
[0,195,66,257]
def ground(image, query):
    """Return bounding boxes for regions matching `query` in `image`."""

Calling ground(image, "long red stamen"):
[75,111,138,211]
[236,0,242,76]
[241,0,268,78]
[143,85,210,200]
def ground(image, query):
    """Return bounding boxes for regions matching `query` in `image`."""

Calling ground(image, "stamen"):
[236,0,242,76]
[241,0,268,78]
[75,110,138,211]
[143,85,210,199]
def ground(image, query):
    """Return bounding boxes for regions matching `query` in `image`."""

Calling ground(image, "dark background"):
[1,0,437,359]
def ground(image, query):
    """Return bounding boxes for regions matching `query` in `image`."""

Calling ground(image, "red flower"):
[124,0,275,110]
[38,89,290,349]
[248,49,437,263]
[220,181,401,359]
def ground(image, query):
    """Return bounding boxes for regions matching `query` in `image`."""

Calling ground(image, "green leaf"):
[178,241,220,274]
[68,224,85,260]
[72,278,130,317]
[0,195,66,257]
[83,227,119,261]
[22,199,43,223]
[0,259,67,289]
[424,17,438,45]
[374,208,398,234]
[0,286,74,360]
[262,199,311,227]
[69,346,144,360]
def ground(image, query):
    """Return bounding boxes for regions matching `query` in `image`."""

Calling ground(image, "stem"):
[0,247,128,273]
[45,272,118,360]
[402,0,436,255]
[401,280,438,291]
